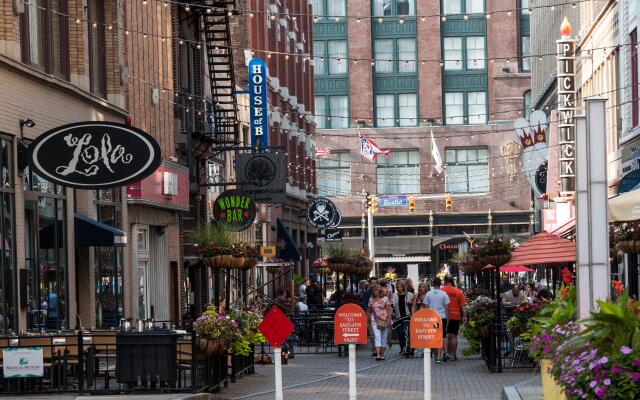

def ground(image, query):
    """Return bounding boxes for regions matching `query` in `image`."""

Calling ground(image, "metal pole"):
[274,347,283,400]
[424,348,431,400]
[367,208,375,276]
[349,343,357,400]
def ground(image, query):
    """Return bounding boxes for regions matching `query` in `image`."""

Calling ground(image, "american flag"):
[315,147,331,158]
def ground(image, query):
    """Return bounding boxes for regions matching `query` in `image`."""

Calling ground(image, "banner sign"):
[306,197,338,229]
[324,229,342,242]
[249,58,269,150]
[236,153,285,204]
[212,189,257,232]
[410,309,443,349]
[557,20,576,195]
[28,122,162,189]
[379,196,408,207]
[334,304,368,345]
[3,347,44,378]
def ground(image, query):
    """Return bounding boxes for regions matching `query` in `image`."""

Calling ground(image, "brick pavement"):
[215,345,540,400]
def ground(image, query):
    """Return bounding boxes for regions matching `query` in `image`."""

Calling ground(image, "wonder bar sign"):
[249,58,269,151]
[557,17,576,195]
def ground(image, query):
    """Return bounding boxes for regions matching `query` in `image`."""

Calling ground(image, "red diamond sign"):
[259,306,294,348]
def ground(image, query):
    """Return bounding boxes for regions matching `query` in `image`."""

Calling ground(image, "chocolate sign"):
[28,122,162,189]
[212,189,257,232]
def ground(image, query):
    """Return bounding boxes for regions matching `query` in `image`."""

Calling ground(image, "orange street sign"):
[410,308,443,349]
[334,303,368,345]
[260,245,276,257]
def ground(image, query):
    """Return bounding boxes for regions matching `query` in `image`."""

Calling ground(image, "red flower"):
[561,267,574,285]
[612,280,624,297]
[560,287,570,300]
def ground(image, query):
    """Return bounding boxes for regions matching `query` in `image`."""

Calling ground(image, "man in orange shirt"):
[441,275,466,361]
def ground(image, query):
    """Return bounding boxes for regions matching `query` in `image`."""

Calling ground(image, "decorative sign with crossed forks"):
[306,197,338,229]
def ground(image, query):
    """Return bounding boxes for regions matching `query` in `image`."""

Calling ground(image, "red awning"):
[550,217,575,236]
[509,231,576,265]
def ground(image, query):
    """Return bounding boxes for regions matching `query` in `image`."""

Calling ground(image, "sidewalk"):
[214,346,540,400]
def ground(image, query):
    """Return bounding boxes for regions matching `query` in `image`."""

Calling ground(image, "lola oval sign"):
[28,122,162,189]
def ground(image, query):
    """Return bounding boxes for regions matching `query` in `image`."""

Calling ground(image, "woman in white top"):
[391,281,414,356]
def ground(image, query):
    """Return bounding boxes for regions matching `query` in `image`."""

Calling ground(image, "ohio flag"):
[359,132,390,161]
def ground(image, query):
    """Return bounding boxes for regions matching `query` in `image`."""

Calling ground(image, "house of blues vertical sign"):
[557,17,576,195]
[249,58,269,151]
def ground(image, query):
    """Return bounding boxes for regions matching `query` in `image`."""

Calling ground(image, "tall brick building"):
[310,0,533,276]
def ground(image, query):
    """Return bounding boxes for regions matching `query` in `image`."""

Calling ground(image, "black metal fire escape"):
[202,0,239,151]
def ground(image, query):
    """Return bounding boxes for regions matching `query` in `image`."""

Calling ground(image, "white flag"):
[431,129,443,174]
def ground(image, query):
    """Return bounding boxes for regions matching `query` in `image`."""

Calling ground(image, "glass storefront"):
[94,188,123,329]
[24,166,67,331]
[0,137,14,333]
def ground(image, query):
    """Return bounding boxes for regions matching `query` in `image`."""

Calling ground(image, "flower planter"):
[233,256,245,269]
[328,263,352,273]
[242,257,257,270]
[615,240,640,254]
[540,359,567,400]
[266,265,281,274]
[479,254,512,267]
[197,337,228,356]
[202,254,236,269]
[314,265,330,274]
[478,325,491,338]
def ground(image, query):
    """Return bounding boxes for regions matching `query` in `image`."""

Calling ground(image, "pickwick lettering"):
[557,25,576,195]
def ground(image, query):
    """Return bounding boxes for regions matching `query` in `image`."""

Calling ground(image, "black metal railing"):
[481,313,536,372]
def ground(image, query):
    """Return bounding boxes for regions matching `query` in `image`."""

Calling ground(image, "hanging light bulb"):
[185,5,190,12]
[441,16,447,22]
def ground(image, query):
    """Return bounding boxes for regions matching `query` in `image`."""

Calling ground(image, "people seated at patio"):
[502,285,526,308]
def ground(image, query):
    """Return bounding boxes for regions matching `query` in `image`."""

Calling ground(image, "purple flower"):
[598,356,608,364]
[603,378,611,386]
[589,380,598,388]
[620,346,633,355]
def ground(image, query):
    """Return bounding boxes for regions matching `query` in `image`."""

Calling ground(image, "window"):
[377,150,420,194]
[523,90,532,120]
[398,94,418,126]
[397,38,417,72]
[445,37,485,70]
[466,37,485,69]
[375,38,416,73]
[468,92,486,124]
[313,41,325,75]
[443,0,461,15]
[376,95,395,126]
[373,0,415,16]
[521,35,531,72]
[311,0,324,17]
[445,93,464,124]
[327,0,346,16]
[443,38,462,70]
[632,29,638,127]
[375,40,393,73]
[445,92,486,125]
[521,0,529,14]
[329,96,349,128]
[328,41,348,74]
[445,148,489,193]
[316,96,349,129]
[317,152,351,196]
[314,40,347,75]
[21,0,68,78]
[0,139,14,333]
[315,95,326,129]
[88,0,107,97]
[466,0,484,14]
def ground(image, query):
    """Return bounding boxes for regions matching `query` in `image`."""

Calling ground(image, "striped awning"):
[509,231,576,265]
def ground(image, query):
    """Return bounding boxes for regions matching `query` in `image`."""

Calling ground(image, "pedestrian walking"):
[362,277,379,357]
[391,281,414,356]
[412,281,428,310]
[405,277,416,294]
[367,284,392,361]
[441,275,466,361]
[424,277,450,363]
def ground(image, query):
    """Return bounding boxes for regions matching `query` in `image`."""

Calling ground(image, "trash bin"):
[116,331,177,385]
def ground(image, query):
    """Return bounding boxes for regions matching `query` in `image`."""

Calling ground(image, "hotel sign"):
[557,29,576,195]
[249,58,269,151]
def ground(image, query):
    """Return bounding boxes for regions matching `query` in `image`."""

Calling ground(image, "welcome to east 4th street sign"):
[28,122,162,189]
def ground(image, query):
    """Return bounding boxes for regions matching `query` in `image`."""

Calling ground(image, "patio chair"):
[509,336,528,372]
[176,338,192,388]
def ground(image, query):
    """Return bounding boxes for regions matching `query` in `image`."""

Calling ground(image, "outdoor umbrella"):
[482,264,535,273]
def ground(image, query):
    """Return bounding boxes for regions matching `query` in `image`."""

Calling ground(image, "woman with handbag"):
[391,281,414,356]
[367,284,392,361]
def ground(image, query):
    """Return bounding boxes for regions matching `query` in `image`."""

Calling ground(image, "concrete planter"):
[540,359,566,400]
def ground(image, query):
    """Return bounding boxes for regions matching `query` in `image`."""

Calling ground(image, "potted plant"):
[475,237,514,267]
[313,258,330,274]
[453,252,483,275]
[462,295,496,354]
[190,224,234,268]
[326,246,352,273]
[193,306,233,356]
[228,308,266,356]
[611,221,640,254]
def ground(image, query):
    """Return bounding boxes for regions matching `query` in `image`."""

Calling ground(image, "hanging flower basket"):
[232,256,245,269]
[198,337,228,356]
[329,263,353,273]
[479,254,512,268]
[266,265,281,274]
[615,240,640,254]
[478,324,491,338]
[241,257,258,270]
[314,265,330,274]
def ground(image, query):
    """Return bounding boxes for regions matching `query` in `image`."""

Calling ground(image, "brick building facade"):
[310,0,533,276]
[0,0,184,332]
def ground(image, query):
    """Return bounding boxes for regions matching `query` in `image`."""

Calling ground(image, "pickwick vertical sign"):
[557,17,576,195]
[249,58,269,151]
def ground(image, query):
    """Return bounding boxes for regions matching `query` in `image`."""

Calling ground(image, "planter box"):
[116,331,177,385]
[540,359,566,400]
